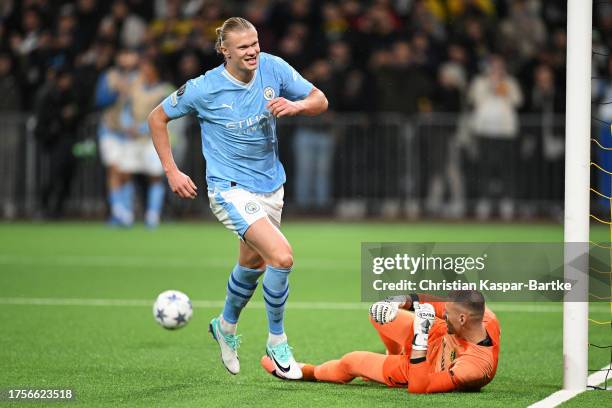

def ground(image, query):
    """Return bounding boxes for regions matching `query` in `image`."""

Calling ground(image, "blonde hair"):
[215,17,256,56]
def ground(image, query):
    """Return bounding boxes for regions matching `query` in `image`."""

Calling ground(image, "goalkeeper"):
[260,290,500,393]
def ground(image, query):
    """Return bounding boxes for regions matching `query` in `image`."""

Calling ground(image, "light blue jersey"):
[161,52,314,193]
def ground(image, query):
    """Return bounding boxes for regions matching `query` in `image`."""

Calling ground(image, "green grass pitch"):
[0,222,610,407]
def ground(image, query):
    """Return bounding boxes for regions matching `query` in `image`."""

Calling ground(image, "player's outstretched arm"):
[266,87,328,118]
[148,105,197,199]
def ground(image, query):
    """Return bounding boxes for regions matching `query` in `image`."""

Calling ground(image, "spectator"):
[423,62,466,216]
[118,57,173,228]
[322,1,349,42]
[95,48,139,226]
[408,0,446,42]
[10,6,43,57]
[458,18,492,71]
[148,0,192,55]
[371,40,432,114]
[34,66,83,218]
[499,0,547,71]
[0,52,22,218]
[467,54,523,219]
[75,0,102,52]
[293,59,337,212]
[522,64,564,215]
[99,0,147,49]
[277,24,311,70]
[0,52,22,111]
[328,40,370,112]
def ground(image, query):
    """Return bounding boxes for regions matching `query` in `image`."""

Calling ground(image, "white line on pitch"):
[0,254,356,270]
[1,297,607,313]
[528,366,612,408]
[0,297,362,310]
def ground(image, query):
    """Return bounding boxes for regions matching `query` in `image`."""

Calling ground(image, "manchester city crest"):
[263,86,275,100]
[245,201,261,214]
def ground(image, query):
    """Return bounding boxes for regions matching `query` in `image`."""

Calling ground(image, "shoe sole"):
[208,322,238,376]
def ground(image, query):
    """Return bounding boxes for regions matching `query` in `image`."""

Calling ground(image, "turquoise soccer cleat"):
[209,316,241,375]
[265,340,302,380]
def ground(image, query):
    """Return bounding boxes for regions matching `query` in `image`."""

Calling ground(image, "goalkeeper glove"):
[412,302,436,351]
[369,300,400,324]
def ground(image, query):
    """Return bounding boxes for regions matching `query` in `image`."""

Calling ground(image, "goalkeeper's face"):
[444,303,463,335]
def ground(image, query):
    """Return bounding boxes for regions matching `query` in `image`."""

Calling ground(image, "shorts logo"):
[245,201,261,214]
[263,86,275,100]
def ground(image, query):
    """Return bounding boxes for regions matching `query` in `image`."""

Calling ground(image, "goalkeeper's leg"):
[369,310,415,355]
[261,352,410,387]
[311,351,387,384]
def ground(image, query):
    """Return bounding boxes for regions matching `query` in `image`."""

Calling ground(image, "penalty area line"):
[528,367,612,408]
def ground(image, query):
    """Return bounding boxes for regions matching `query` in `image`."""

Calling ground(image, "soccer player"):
[119,57,174,228]
[95,48,139,226]
[147,17,328,379]
[261,290,500,393]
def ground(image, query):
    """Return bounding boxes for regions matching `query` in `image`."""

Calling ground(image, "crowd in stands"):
[1,0,611,219]
[0,0,599,117]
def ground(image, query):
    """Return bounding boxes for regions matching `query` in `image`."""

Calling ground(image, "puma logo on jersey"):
[220,103,234,110]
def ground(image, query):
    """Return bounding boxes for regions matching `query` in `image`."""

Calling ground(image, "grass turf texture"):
[0,222,610,407]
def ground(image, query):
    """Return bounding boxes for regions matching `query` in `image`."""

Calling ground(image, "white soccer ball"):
[153,290,193,330]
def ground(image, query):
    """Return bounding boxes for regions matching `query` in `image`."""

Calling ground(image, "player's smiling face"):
[223,28,260,74]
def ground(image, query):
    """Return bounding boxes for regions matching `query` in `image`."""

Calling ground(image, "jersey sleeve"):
[447,355,493,390]
[272,56,314,101]
[407,360,456,394]
[161,79,199,119]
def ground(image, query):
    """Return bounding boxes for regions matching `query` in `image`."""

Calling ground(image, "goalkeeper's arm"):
[407,302,456,393]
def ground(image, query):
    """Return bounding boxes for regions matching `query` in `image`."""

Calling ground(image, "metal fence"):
[0,112,568,220]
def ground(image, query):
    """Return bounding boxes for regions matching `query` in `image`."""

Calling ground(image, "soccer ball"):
[153,290,193,330]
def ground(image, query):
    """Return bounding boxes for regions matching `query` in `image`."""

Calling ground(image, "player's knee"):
[268,251,293,269]
[339,352,360,374]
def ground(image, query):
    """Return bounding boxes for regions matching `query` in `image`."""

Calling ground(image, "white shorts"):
[208,186,284,238]
[118,138,164,176]
[98,128,123,167]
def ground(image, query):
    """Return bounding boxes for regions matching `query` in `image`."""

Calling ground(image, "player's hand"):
[412,302,435,351]
[384,295,411,310]
[369,301,399,324]
[167,169,197,199]
[266,97,303,118]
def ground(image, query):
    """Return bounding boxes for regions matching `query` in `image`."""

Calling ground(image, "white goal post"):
[563,0,592,391]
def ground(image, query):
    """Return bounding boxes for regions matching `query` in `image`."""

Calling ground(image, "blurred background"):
[0,0,610,224]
